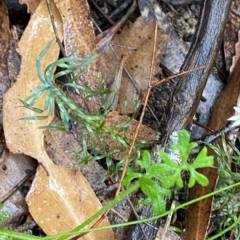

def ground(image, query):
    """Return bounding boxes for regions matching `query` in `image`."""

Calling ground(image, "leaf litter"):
[2,0,240,239]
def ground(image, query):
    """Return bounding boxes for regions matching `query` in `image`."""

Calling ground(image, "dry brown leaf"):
[99,16,167,113]
[99,16,157,86]
[117,30,166,113]
[44,129,108,192]
[92,111,156,160]
[54,0,101,112]
[28,164,112,238]
[0,190,29,228]
[3,0,113,238]
[230,30,240,72]
[19,0,40,14]
[0,149,37,202]
[0,0,38,226]
[3,0,62,157]
[53,0,95,58]
[105,111,155,141]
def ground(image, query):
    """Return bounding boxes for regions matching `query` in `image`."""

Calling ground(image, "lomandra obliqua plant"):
[19,41,146,172]
[19,40,108,130]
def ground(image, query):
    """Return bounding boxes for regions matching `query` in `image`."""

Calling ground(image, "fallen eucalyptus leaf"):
[3,0,113,238]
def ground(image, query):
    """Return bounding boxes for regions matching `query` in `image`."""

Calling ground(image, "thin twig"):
[108,0,132,18]
[152,66,205,87]
[115,21,159,196]
[92,0,140,94]
[46,0,66,56]
[109,44,140,94]
[89,0,116,25]
[0,167,35,202]
[98,196,128,222]
[111,44,137,50]
[107,55,127,110]
[126,197,149,240]
[96,0,137,52]
[126,195,157,240]
[192,120,214,133]
[147,104,161,127]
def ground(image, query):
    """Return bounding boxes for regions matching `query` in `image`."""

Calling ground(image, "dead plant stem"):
[45,0,66,56]
[152,65,205,87]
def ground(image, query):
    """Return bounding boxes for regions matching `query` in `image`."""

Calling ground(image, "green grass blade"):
[18,99,44,113]
[19,115,49,120]
[36,39,54,84]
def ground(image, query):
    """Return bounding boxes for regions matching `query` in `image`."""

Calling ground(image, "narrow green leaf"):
[86,123,97,148]
[44,90,55,113]
[36,39,54,84]
[19,115,49,121]
[39,122,67,131]
[115,134,129,149]
[18,99,44,113]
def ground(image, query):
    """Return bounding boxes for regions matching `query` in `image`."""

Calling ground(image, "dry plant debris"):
[1,0,240,239]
